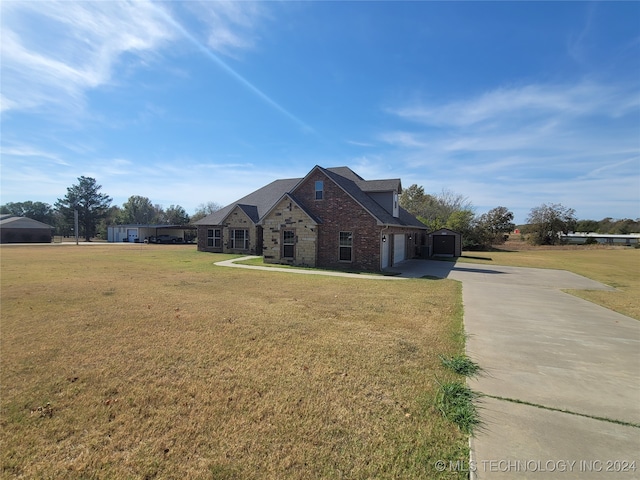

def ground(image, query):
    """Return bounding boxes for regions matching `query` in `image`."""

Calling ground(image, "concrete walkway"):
[215,256,640,478]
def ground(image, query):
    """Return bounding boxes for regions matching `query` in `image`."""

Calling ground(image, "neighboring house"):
[195,166,428,272]
[428,228,462,257]
[0,215,54,243]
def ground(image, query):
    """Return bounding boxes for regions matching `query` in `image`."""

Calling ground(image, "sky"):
[1,1,639,224]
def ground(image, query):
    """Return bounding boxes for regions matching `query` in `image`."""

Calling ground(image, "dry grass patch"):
[1,245,468,479]
[458,243,640,320]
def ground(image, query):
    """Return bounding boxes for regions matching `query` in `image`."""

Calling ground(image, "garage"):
[428,228,462,257]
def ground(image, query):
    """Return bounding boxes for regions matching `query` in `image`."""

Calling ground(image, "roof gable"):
[194,178,300,226]
[259,193,322,226]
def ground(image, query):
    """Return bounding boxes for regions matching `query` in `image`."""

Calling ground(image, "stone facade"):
[262,196,317,267]
[197,206,262,255]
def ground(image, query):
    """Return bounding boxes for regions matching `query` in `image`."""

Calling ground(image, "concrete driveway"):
[395,259,640,479]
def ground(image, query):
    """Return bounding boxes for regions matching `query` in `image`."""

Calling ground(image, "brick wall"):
[293,170,382,272]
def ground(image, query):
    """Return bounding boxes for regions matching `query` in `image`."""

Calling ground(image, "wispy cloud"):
[388,81,638,128]
[374,80,640,221]
[181,0,267,58]
[0,1,175,113]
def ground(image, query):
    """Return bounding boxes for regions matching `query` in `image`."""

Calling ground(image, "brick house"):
[194,166,428,272]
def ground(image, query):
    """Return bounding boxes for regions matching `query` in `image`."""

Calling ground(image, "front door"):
[381,236,390,269]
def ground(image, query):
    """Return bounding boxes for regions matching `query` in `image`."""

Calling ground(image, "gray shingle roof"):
[194,178,300,225]
[195,166,426,229]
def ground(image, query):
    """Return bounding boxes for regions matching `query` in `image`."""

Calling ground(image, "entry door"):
[381,237,390,269]
[393,234,405,263]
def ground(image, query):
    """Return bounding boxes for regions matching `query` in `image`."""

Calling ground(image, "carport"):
[107,224,197,243]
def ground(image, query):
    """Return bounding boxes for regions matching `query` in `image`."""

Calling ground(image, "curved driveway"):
[217,257,640,478]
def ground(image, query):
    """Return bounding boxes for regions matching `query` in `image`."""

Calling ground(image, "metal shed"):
[428,228,462,257]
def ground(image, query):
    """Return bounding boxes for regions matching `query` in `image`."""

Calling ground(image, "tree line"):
[400,184,638,247]
[0,176,221,241]
[3,177,636,246]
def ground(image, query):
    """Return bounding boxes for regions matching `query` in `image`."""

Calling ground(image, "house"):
[195,166,428,272]
[0,215,54,243]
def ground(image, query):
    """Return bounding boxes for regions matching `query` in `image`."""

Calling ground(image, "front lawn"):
[1,245,469,479]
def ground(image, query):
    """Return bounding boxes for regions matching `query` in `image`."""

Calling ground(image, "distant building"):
[107,224,196,243]
[0,215,54,243]
[561,233,640,246]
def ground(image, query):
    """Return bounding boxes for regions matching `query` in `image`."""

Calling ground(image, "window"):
[231,229,249,250]
[207,228,221,247]
[282,230,295,258]
[339,231,352,262]
[315,180,324,200]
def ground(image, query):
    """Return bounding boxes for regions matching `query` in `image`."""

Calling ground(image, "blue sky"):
[1,1,639,224]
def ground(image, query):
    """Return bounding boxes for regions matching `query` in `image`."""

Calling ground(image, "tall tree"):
[162,205,190,225]
[477,206,515,245]
[118,196,157,224]
[399,185,475,230]
[0,201,54,224]
[55,176,112,241]
[526,203,576,245]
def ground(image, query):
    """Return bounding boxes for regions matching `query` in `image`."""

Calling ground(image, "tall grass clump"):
[435,381,481,435]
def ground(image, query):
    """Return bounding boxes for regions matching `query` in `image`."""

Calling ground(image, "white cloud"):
[181,0,267,58]
[1,1,176,114]
[388,81,638,128]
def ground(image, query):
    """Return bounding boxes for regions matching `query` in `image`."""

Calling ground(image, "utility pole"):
[74,209,79,245]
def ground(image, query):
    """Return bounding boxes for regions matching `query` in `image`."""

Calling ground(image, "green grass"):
[1,244,470,479]
[434,382,481,435]
[439,354,481,377]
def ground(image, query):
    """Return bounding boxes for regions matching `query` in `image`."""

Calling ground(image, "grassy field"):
[457,240,640,320]
[1,245,468,479]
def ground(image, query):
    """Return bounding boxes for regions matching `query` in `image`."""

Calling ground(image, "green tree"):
[477,206,515,245]
[575,219,600,233]
[55,176,112,241]
[526,203,576,245]
[118,196,158,224]
[162,205,189,225]
[0,201,54,224]
[399,184,428,218]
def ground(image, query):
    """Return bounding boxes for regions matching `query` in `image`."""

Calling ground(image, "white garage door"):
[394,234,405,264]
